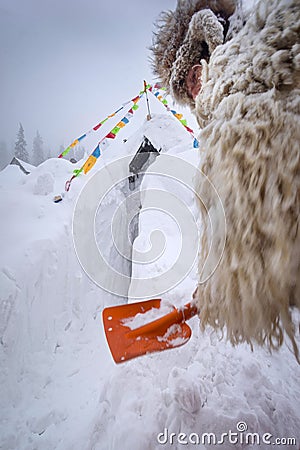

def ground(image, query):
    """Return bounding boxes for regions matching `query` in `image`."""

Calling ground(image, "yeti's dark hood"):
[151,0,236,107]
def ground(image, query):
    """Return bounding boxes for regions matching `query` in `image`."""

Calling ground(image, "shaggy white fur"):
[195,0,300,360]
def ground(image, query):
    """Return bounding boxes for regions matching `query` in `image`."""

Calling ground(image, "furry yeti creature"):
[151,0,300,360]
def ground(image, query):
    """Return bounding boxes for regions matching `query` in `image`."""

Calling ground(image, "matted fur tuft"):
[195,0,300,360]
[150,0,236,107]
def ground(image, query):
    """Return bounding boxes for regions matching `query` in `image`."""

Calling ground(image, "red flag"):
[106,132,116,139]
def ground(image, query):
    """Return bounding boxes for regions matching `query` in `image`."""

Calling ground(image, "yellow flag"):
[83,155,97,174]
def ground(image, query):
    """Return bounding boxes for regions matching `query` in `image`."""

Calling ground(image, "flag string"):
[63,82,199,192]
[58,94,143,159]
[147,82,199,149]
[65,92,144,191]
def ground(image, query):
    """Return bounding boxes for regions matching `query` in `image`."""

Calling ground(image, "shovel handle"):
[127,302,198,339]
[181,302,199,321]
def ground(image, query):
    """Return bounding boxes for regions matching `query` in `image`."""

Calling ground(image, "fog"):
[0,0,176,165]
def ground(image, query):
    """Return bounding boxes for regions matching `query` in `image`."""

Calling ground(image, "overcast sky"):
[0,0,177,158]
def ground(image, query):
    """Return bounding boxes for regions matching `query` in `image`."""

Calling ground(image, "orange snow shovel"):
[102,300,198,363]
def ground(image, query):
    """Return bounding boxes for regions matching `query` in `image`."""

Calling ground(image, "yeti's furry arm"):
[151,0,300,360]
[195,0,300,360]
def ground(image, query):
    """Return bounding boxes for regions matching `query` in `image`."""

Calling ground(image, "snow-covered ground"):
[0,113,299,450]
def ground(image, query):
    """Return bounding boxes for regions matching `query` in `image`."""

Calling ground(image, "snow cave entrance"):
[95,136,160,305]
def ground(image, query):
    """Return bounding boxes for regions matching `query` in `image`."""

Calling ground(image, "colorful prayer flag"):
[83,155,97,174]
[193,138,199,148]
[73,167,84,176]
[92,145,101,158]
[106,132,117,139]
[70,139,79,148]
[111,126,121,135]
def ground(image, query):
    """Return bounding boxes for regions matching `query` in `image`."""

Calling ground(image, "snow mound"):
[33,172,55,195]
[0,164,27,188]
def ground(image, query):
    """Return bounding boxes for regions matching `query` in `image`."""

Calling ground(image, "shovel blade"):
[102,299,192,363]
